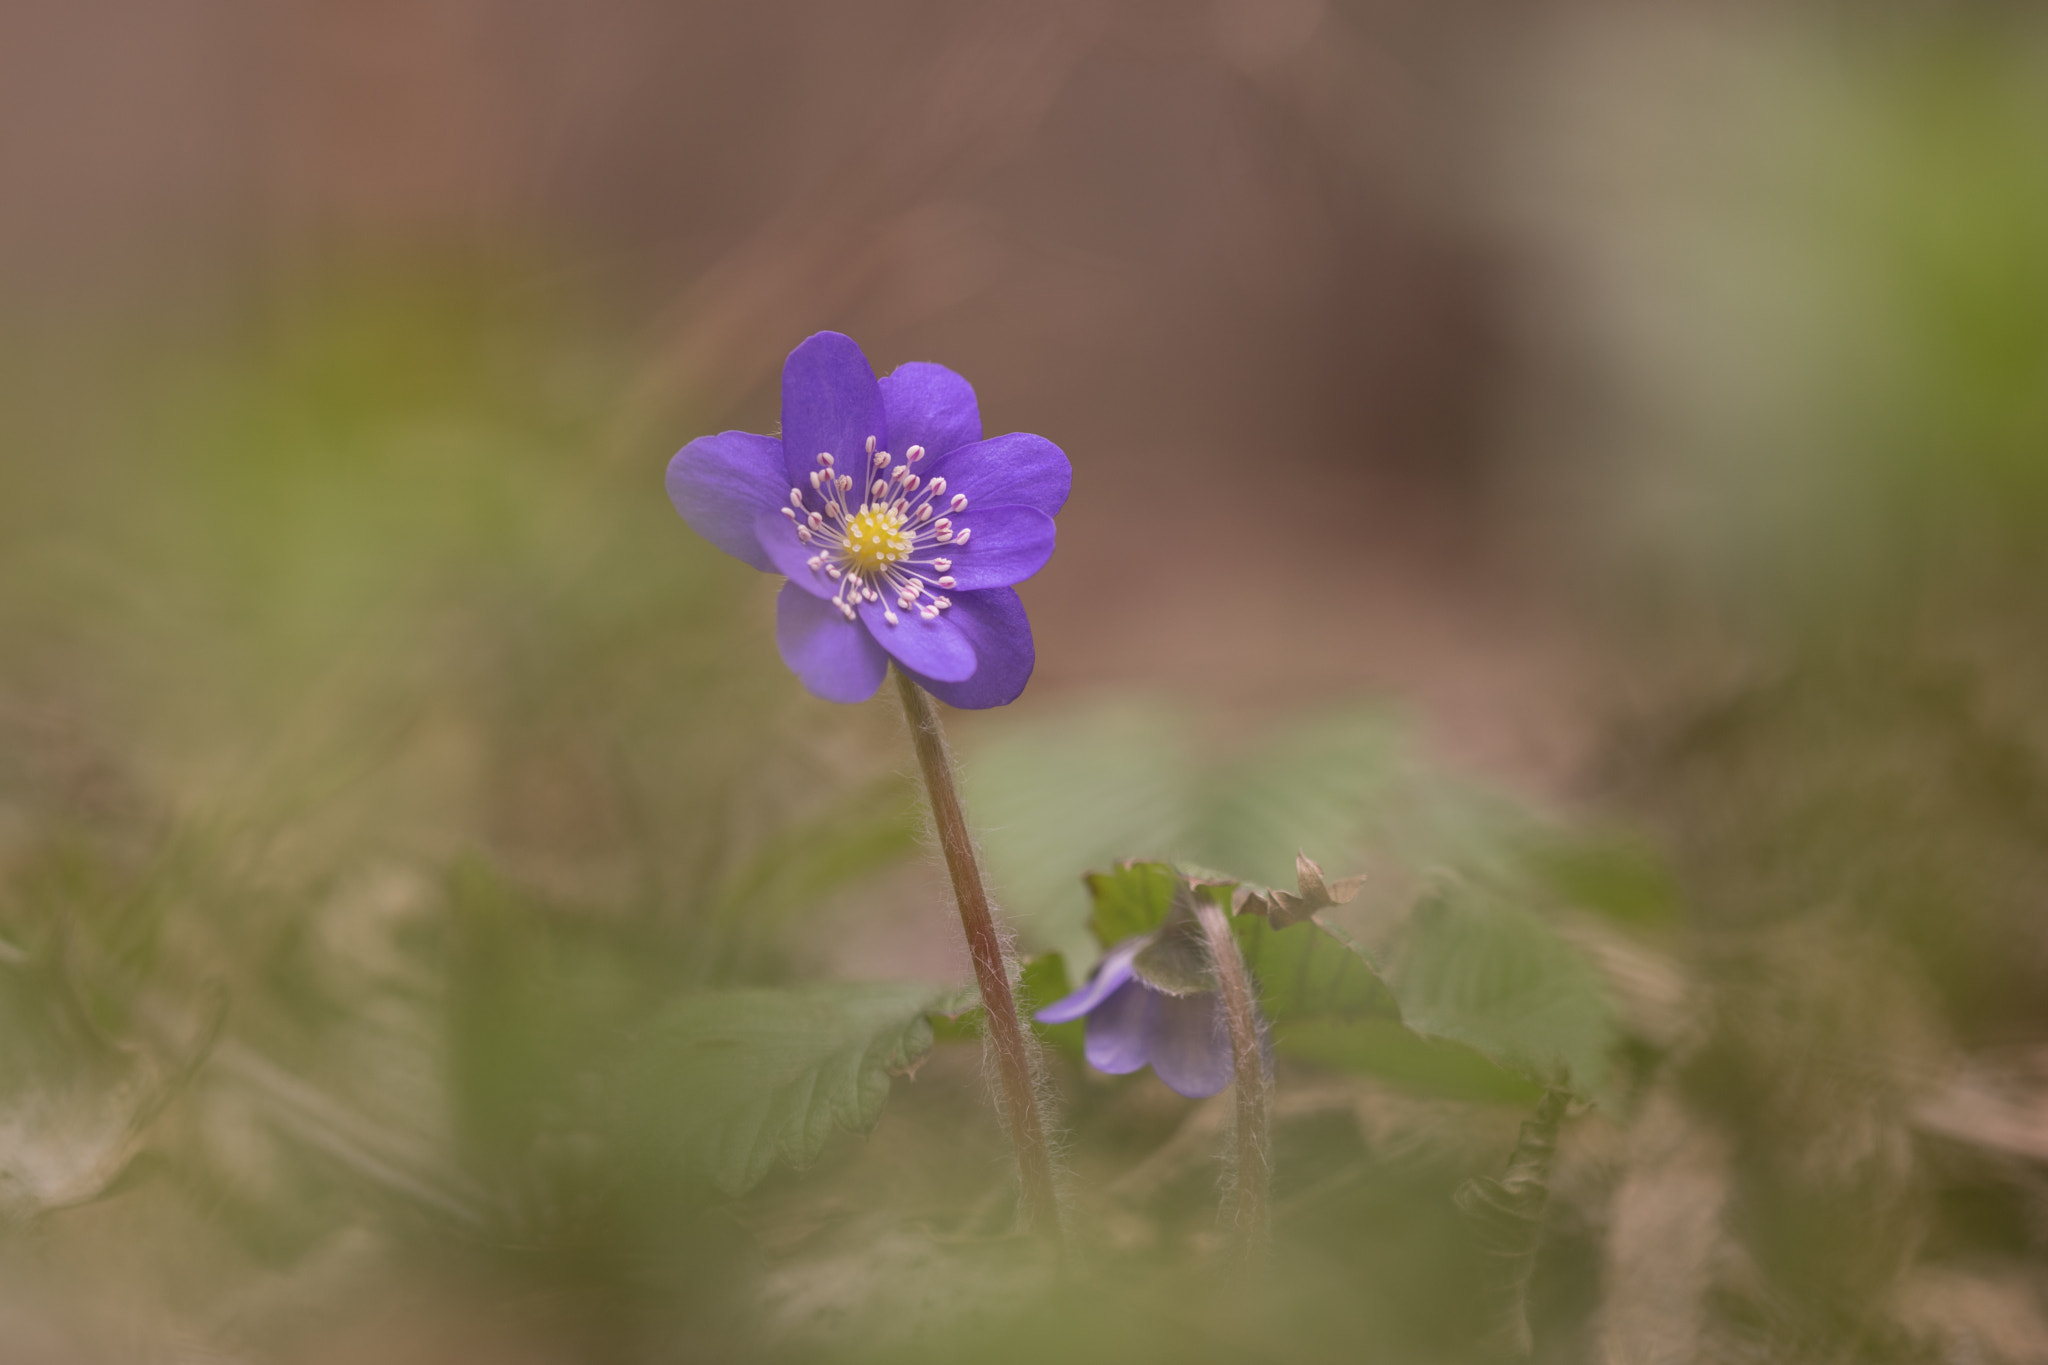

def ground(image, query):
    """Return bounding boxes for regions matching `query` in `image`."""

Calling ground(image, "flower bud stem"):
[892,669,1062,1239]
[1192,891,1271,1259]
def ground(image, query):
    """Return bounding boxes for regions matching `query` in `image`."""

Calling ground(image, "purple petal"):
[918,433,1071,518]
[753,511,835,599]
[854,596,975,682]
[666,431,788,572]
[1035,938,1144,1025]
[1083,980,1154,1075]
[922,505,1055,590]
[879,362,982,461]
[905,588,1034,710]
[775,583,888,703]
[1145,991,1234,1099]
[780,332,886,489]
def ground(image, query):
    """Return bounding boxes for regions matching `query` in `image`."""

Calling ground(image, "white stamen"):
[936,530,953,543]
[826,565,842,579]
[870,480,885,497]
[839,601,856,620]
[920,605,938,620]
[781,506,797,520]
[950,494,968,512]
[807,512,823,527]
[864,587,879,602]
[866,435,877,455]
[903,474,920,492]
[953,528,972,545]
[933,518,952,535]
[932,558,952,571]
[797,527,814,544]
[837,475,853,492]
[818,451,833,466]
[907,445,925,462]
[825,502,840,517]
[807,555,823,570]
[874,450,891,469]
[789,490,804,508]
[883,609,899,626]
[809,471,821,490]
[938,576,955,589]
[917,506,933,522]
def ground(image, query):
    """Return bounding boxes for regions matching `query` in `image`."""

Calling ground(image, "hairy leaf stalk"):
[1193,892,1271,1259]
[1455,1088,1569,1357]
[892,669,1062,1237]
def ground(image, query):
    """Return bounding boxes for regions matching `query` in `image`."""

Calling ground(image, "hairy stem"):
[1193,891,1271,1259]
[891,669,1061,1237]
[1455,1087,1569,1358]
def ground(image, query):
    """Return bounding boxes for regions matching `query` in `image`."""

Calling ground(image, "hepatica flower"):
[666,332,1070,707]
[1036,938,1233,1099]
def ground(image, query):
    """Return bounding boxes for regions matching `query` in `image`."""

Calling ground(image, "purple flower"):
[1035,938,1234,1099]
[665,332,1071,708]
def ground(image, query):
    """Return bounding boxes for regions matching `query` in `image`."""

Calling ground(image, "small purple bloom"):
[1035,938,1234,1099]
[666,332,1071,708]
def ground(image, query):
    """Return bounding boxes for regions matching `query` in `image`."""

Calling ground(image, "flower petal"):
[919,432,1071,517]
[1035,938,1144,1025]
[1083,980,1154,1075]
[855,596,976,682]
[924,505,1055,590]
[666,431,788,572]
[879,362,983,461]
[1145,991,1233,1099]
[775,583,888,703]
[905,588,1034,710]
[753,511,835,599]
[780,332,887,488]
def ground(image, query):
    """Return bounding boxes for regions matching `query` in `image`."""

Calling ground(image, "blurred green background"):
[6,2,2048,1361]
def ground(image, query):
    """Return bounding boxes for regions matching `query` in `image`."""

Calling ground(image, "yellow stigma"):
[842,505,913,574]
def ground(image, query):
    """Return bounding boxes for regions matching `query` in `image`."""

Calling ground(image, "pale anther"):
[950,494,968,512]
[884,609,899,626]
[933,558,951,571]
[954,528,972,545]
[906,445,925,461]
[938,576,955,589]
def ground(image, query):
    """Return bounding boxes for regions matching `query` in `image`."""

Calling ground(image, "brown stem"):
[1192,891,1271,1259]
[891,668,1062,1237]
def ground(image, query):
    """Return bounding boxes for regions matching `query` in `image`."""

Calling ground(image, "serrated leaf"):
[621,982,967,1196]
[1083,862,1178,949]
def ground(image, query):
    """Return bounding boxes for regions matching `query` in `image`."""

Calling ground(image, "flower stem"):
[1192,891,1271,1259]
[891,668,1061,1238]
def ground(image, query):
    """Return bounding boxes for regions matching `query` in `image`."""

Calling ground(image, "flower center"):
[842,505,912,574]
[782,438,973,627]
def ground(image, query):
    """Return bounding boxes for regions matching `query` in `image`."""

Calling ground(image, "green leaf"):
[620,982,970,1197]
[1384,887,1617,1099]
[1274,1018,1543,1105]
[1083,862,1178,949]
[1229,911,1400,1024]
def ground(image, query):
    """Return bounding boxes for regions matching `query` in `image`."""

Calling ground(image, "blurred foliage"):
[9,11,2048,1357]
